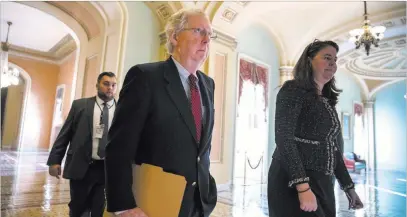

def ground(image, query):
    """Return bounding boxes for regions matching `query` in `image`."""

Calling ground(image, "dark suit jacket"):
[47,97,97,180]
[105,58,217,217]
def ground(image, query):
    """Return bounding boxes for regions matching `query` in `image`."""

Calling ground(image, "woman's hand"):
[345,189,364,210]
[296,183,318,212]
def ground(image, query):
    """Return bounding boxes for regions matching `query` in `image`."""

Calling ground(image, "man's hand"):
[118,208,148,217]
[49,164,61,179]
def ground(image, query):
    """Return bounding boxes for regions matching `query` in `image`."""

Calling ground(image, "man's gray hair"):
[165,8,209,54]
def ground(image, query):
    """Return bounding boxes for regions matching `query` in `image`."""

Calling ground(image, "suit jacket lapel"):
[86,97,96,137]
[164,58,197,142]
[197,71,213,153]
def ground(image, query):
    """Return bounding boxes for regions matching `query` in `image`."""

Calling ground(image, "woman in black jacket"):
[268,40,363,217]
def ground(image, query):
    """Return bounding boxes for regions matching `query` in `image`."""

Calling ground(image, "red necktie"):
[188,74,202,142]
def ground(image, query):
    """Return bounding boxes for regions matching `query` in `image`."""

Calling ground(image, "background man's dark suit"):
[105,58,217,217]
[47,97,97,179]
[47,97,106,217]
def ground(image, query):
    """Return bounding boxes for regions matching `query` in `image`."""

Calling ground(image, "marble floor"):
[1,151,406,217]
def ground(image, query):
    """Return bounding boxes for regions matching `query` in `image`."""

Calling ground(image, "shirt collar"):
[96,95,114,107]
[172,57,198,81]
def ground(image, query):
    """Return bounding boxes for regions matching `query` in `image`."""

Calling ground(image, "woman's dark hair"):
[293,39,342,105]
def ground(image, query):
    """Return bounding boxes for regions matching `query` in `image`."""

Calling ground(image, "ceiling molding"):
[293,13,407,65]
[10,50,59,65]
[211,1,405,68]
[212,28,237,50]
[221,7,238,23]
[205,2,223,22]
[9,41,76,65]
[350,74,370,100]
[48,34,75,53]
[145,2,175,29]
[338,35,407,79]
[365,79,389,93]
[212,1,249,26]
[90,2,110,26]
[368,78,406,99]
[323,9,406,42]
[47,1,103,39]
[9,33,76,62]
[167,2,183,12]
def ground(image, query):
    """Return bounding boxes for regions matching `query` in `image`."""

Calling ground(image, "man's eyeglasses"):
[182,28,217,40]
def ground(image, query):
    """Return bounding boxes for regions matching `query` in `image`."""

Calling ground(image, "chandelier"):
[349,1,386,56]
[1,21,19,88]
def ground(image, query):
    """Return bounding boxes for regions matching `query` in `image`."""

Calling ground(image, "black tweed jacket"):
[272,80,354,191]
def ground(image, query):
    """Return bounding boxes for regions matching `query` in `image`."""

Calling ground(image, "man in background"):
[47,72,117,217]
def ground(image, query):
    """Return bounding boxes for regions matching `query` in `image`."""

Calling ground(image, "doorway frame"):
[232,52,271,185]
[48,84,66,151]
[8,63,31,151]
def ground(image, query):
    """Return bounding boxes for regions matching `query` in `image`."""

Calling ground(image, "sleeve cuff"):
[47,156,62,166]
[288,177,310,188]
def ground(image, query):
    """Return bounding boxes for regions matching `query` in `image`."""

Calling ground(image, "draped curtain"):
[238,59,269,121]
[354,103,364,116]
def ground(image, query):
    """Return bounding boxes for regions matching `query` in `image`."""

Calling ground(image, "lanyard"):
[96,100,116,124]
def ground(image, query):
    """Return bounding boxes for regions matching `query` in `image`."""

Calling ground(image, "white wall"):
[122,2,160,83]
[375,80,406,172]
[335,70,363,152]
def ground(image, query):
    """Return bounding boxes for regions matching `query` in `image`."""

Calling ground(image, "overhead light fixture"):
[1,21,19,88]
[349,1,386,56]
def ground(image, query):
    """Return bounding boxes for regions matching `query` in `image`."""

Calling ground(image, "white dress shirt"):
[92,96,115,160]
[172,57,205,119]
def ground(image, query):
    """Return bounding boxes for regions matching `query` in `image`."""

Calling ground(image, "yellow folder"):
[131,163,187,217]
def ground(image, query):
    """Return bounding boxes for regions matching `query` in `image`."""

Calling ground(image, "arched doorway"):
[3,1,128,152]
[1,63,31,151]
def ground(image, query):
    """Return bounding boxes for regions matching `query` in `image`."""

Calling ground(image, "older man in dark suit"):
[47,72,117,217]
[105,8,217,217]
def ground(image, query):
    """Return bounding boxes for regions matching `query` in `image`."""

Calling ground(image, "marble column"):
[279,66,294,85]
[363,100,375,171]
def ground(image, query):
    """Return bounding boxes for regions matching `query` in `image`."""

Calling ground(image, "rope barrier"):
[247,156,263,170]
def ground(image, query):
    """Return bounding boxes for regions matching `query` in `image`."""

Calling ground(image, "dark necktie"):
[188,74,202,142]
[98,102,109,158]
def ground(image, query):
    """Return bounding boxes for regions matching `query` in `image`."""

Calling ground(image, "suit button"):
[192,182,196,187]
[197,157,200,163]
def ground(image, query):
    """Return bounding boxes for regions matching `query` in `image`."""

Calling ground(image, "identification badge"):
[95,124,105,139]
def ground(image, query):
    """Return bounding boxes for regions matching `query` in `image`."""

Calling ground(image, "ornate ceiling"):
[3,1,405,98]
[335,14,406,79]
[137,1,406,99]
[188,1,406,99]
[1,1,77,63]
[9,34,76,63]
[338,36,406,79]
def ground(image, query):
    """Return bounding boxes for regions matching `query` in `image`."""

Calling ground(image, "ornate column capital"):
[279,66,294,85]
[279,66,293,76]
[212,28,237,50]
[363,100,375,108]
